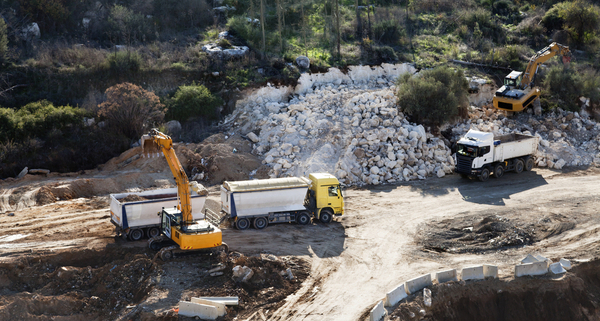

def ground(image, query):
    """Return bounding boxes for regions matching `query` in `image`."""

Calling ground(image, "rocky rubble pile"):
[225,63,599,186]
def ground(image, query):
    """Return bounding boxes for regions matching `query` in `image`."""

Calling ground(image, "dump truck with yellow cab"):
[221,173,344,230]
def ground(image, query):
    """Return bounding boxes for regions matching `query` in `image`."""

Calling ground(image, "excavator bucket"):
[141,134,161,158]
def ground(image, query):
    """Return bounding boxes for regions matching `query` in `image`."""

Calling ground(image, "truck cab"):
[455,130,494,177]
[308,173,344,222]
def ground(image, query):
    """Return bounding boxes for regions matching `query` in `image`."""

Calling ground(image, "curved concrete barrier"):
[515,261,548,277]
[435,269,458,283]
[385,284,408,307]
[370,300,386,321]
[405,273,432,294]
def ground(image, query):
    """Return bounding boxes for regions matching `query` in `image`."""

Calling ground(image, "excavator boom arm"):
[521,42,570,89]
[142,129,193,223]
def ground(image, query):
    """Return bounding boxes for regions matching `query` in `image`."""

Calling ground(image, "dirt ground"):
[2,135,600,320]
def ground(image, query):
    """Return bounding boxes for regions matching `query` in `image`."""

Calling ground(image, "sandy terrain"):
[2,162,600,320]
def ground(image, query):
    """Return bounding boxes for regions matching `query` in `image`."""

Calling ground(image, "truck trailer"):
[221,173,344,230]
[454,130,539,181]
[110,186,208,241]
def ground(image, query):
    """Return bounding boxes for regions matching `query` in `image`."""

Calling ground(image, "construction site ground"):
[2,145,600,320]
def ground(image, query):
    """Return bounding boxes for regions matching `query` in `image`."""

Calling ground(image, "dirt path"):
[1,167,599,320]
[224,168,600,321]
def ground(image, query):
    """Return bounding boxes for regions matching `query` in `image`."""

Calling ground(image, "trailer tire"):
[128,228,143,241]
[493,164,504,178]
[160,250,173,261]
[515,159,524,173]
[297,212,311,225]
[479,168,490,182]
[319,210,333,224]
[253,217,268,230]
[236,218,250,230]
[147,227,161,238]
[525,158,534,171]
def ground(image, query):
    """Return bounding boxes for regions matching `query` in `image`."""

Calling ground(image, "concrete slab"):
[521,254,539,264]
[179,301,219,319]
[385,284,407,307]
[435,269,458,283]
[515,261,548,277]
[483,265,498,278]
[405,274,433,294]
[197,297,239,305]
[550,262,567,275]
[370,300,386,321]
[461,266,484,281]
[559,258,572,270]
[191,298,226,316]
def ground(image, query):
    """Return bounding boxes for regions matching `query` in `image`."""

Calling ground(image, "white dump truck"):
[110,186,208,241]
[454,129,539,181]
[221,173,344,230]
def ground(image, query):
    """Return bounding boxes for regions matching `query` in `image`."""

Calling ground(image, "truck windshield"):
[457,144,478,157]
[504,78,516,87]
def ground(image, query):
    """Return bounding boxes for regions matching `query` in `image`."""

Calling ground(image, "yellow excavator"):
[493,42,571,112]
[142,128,227,260]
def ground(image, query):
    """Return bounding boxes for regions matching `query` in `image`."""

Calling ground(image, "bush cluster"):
[165,83,223,122]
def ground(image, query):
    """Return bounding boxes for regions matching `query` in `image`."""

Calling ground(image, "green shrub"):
[542,65,582,111]
[492,45,529,70]
[166,83,223,121]
[370,45,398,63]
[458,8,504,42]
[0,18,7,65]
[0,100,86,143]
[395,66,468,129]
[227,16,262,49]
[373,20,405,46]
[107,50,142,73]
[542,4,565,32]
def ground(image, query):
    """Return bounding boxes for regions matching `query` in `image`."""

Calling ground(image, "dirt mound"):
[190,133,269,185]
[417,213,575,254]
[0,246,309,320]
[390,259,600,321]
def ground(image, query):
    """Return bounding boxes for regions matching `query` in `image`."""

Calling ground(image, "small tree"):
[166,83,223,122]
[542,65,582,111]
[98,83,166,140]
[396,67,469,129]
[0,18,7,64]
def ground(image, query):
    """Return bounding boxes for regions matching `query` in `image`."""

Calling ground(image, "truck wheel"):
[253,217,268,229]
[235,218,250,230]
[493,164,504,178]
[128,228,143,241]
[319,210,333,224]
[515,159,524,173]
[525,158,534,171]
[297,212,311,225]
[147,227,161,238]
[479,168,490,182]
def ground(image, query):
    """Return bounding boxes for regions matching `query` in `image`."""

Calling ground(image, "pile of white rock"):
[224,63,600,185]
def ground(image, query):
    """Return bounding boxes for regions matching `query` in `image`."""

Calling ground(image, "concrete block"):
[385,284,407,307]
[559,258,572,270]
[483,265,498,279]
[521,254,538,264]
[197,297,239,305]
[435,269,458,283]
[461,266,484,281]
[549,262,566,275]
[191,298,226,316]
[515,261,548,277]
[179,301,219,320]
[370,300,386,321]
[405,274,432,294]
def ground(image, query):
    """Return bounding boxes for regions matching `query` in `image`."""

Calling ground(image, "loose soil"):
[0,246,309,321]
[390,259,600,321]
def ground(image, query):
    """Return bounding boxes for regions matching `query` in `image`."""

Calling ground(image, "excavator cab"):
[503,71,522,89]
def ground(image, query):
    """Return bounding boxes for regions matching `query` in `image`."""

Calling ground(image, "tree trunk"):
[277,0,283,53]
[260,0,266,59]
[355,0,362,41]
[336,0,341,61]
[366,0,372,40]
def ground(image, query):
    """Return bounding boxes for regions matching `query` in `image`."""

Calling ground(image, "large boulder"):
[296,56,310,69]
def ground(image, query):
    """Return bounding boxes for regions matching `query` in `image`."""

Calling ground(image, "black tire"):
[479,168,490,182]
[253,217,268,230]
[128,228,143,241]
[297,212,311,225]
[515,159,524,174]
[160,250,173,261]
[147,227,161,238]
[236,218,250,230]
[525,158,534,171]
[149,239,162,251]
[493,164,504,178]
[319,209,333,223]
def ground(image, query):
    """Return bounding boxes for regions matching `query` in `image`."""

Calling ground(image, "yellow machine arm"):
[521,42,571,89]
[142,129,193,224]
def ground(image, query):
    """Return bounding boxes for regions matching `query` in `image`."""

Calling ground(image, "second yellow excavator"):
[142,128,227,260]
[493,42,571,112]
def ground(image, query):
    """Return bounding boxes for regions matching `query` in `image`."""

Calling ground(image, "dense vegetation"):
[0,0,599,178]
